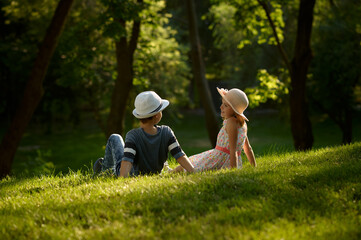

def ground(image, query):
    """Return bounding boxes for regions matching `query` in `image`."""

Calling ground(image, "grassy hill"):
[1,142,361,239]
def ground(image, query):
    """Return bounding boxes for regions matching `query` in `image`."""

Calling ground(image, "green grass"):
[1,142,361,239]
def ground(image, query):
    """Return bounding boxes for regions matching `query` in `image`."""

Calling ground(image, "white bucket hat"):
[217,87,249,121]
[132,91,169,119]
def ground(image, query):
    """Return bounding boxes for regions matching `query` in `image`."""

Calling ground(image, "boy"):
[94,91,195,177]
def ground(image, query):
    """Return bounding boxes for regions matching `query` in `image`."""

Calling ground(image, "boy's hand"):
[119,161,133,177]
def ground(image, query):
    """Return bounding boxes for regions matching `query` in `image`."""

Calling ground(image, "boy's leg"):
[102,134,125,175]
[93,158,103,174]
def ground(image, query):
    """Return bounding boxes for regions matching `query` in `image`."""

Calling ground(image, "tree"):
[310,0,361,144]
[207,0,315,150]
[288,0,315,150]
[101,0,191,137]
[186,0,220,146]
[101,0,144,137]
[254,0,315,150]
[50,0,190,137]
[0,0,74,178]
[238,0,315,150]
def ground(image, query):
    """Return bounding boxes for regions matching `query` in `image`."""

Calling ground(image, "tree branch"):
[129,0,143,56]
[257,0,292,75]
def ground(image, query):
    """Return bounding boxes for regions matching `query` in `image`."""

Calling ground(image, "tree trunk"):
[289,0,315,150]
[106,38,133,138]
[185,0,220,147]
[0,0,74,178]
[106,14,141,138]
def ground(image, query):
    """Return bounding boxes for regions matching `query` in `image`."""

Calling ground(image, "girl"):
[172,87,256,172]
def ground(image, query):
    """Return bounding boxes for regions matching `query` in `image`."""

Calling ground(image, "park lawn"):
[1,142,361,239]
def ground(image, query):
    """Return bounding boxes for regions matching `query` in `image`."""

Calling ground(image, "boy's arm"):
[176,155,195,173]
[119,161,133,177]
[243,137,256,167]
[166,126,195,173]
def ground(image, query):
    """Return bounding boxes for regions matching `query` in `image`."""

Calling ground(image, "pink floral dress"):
[189,119,247,171]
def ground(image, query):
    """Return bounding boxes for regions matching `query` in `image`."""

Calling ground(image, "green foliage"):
[245,69,289,108]
[0,0,59,118]
[52,1,116,127]
[59,0,190,118]
[0,0,192,130]
[1,0,105,126]
[310,0,361,116]
[1,143,361,239]
[207,3,241,49]
[203,0,286,85]
[133,1,190,106]
[204,3,243,81]
[2,0,58,40]
[202,0,290,94]
[225,0,285,49]
[99,0,147,40]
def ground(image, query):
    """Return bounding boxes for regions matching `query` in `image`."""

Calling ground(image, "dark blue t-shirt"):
[120,125,184,175]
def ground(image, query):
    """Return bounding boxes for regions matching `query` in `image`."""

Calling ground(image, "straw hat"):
[132,91,169,119]
[217,87,249,121]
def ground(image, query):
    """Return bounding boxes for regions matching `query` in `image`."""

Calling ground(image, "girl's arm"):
[171,165,185,173]
[243,136,256,167]
[170,155,195,173]
[176,155,195,173]
[226,118,239,168]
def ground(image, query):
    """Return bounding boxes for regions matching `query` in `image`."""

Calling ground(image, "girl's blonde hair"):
[235,113,246,128]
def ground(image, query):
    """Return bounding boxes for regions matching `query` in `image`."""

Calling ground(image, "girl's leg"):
[102,134,125,175]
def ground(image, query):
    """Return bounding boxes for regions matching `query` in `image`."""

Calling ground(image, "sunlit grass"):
[1,142,361,239]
